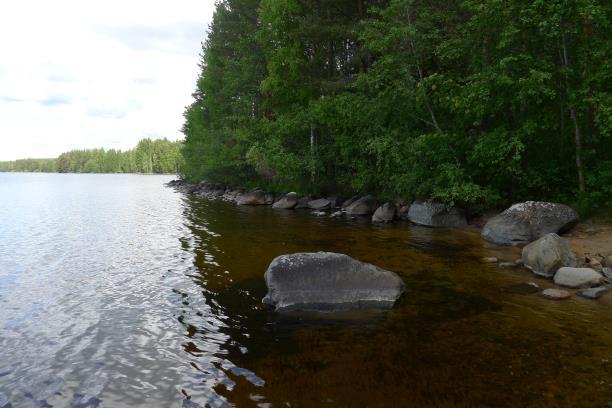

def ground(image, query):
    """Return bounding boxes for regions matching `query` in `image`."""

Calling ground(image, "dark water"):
[1,173,611,407]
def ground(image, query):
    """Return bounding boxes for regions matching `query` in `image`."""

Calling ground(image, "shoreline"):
[168,179,612,301]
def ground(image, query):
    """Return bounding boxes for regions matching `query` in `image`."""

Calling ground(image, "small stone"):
[313,211,326,216]
[603,267,612,280]
[515,259,524,266]
[587,257,603,272]
[553,267,604,288]
[330,211,343,218]
[499,262,517,268]
[481,257,498,263]
[542,288,571,300]
[577,286,609,300]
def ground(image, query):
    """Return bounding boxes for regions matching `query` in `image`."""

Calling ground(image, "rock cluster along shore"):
[168,180,611,304]
[166,179,469,227]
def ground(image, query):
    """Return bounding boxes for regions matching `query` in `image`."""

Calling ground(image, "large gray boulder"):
[308,198,331,210]
[237,190,266,205]
[407,200,467,228]
[553,267,604,288]
[522,233,576,278]
[481,201,578,245]
[272,193,298,209]
[346,195,380,216]
[262,252,405,311]
[372,202,396,223]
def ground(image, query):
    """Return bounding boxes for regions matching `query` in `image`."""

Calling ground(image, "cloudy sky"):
[0,0,215,161]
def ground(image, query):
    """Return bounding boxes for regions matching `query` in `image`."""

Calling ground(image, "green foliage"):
[1,138,182,174]
[0,158,57,172]
[181,0,612,213]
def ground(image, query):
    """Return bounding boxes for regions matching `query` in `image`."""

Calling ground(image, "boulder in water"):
[372,202,396,223]
[345,195,380,216]
[272,193,298,209]
[481,201,578,245]
[407,200,467,228]
[262,252,405,311]
[237,190,266,205]
[308,198,331,210]
[521,233,576,278]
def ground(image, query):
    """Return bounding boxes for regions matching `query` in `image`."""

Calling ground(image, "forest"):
[0,138,182,174]
[181,0,611,214]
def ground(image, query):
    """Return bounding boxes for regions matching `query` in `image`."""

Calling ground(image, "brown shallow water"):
[0,173,611,407]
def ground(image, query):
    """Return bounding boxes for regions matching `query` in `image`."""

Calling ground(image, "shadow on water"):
[179,196,612,407]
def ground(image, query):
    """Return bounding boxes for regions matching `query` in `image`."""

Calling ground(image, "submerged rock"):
[577,286,609,300]
[553,267,604,288]
[372,202,396,223]
[522,233,576,278]
[499,262,518,268]
[272,192,298,209]
[407,200,467,228]
[481,201,578,246]
[542,288,571,300]
[262,252,405,311]
[500,282,541,295]
[237,190,266,206]
[345,195,380,216]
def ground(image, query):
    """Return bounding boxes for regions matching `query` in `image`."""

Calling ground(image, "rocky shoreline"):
[167,179,611,303]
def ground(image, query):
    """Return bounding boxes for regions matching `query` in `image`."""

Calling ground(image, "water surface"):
[0,173,611,407]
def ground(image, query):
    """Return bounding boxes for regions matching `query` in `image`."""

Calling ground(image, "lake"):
[0,173,611,407]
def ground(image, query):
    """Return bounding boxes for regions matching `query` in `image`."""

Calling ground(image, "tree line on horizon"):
[181,0,611,213]
[0,138,182,174]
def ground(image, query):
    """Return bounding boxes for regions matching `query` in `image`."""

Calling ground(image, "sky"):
[0,0,215,161]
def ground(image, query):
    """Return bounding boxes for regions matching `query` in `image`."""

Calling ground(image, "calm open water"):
[0,173,611,407]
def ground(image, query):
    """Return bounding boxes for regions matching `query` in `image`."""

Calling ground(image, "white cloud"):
[0,0,214,160]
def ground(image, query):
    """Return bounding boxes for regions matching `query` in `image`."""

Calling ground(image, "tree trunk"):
[310,124,316,183]
[561,33,585,192]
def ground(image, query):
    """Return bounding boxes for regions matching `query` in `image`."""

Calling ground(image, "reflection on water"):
[0,173,611,407]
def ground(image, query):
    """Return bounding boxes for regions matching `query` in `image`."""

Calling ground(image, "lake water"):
[0,173,611,407]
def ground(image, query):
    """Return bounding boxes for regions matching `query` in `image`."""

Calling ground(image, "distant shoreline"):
[0,171,177,175]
